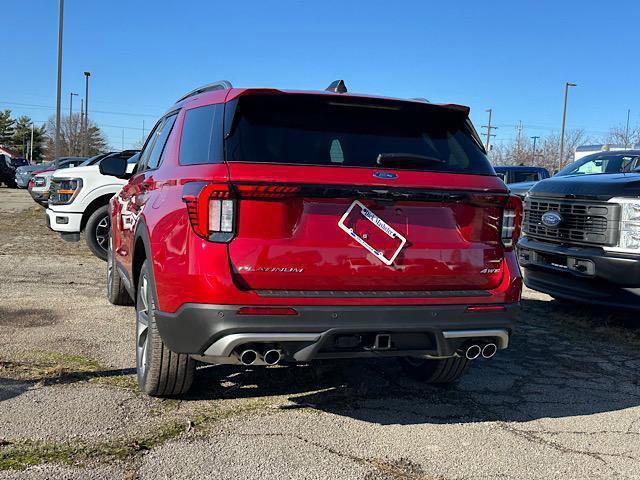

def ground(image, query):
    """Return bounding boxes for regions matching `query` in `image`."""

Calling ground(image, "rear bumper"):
[154,303,518,361]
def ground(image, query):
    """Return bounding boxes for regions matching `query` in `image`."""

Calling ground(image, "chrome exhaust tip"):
[482,343,498,359]
[239,349,258,365]
[465,344,482,360]
[263,349,282,366]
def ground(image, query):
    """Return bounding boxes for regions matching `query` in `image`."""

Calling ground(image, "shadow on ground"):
[185,298,640,425]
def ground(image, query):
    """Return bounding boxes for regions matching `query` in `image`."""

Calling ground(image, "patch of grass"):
[0,351,100,382]
[0,442,75,471]
[0,398,271,471]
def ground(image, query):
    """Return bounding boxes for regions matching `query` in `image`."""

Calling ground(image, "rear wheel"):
[136,260,195,397]
[107,234,133,306]
[398,356,470,384]
[85,205,110,261]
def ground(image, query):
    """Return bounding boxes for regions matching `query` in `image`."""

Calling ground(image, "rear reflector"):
[465,305,507,313]
[237,307,298,316]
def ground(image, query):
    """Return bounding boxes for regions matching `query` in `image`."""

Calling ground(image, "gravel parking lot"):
[1,187,639,480]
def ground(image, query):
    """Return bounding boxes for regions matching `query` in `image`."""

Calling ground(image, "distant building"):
[575,144,640,161]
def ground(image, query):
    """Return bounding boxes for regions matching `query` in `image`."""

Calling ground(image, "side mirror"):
[99,156,128,178]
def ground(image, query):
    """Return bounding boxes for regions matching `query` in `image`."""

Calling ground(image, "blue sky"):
[1,0,638,150]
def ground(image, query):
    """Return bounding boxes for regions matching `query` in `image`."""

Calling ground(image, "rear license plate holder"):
[338,200,407,265]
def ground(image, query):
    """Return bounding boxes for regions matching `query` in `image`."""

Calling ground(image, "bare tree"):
[43,114,108,160]
[489,128,588,172]
[603,124,640,148]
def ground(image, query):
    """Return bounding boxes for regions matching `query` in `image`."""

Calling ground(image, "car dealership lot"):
[1,188,639,480]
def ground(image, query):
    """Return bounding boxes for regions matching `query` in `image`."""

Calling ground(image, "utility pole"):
[80,98,84,141]
[531,136,540,164]
[54,0,64,166]
[83,71,91,155]
[481,109,497,151]
[625,109,631,149]
[559,82,577,170]
[69,92,78,155]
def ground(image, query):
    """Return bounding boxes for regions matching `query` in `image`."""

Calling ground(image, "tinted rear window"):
[224,95,493,175]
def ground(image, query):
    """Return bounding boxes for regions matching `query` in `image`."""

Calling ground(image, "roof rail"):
[410,97,430,103]
[176,80,233,103]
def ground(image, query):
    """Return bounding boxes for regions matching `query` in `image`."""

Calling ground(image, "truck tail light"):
[501,195,523,249]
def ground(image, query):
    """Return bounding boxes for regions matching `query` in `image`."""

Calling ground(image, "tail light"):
[501,195,523,249]
[182,183,235,242]
[182,182,301,242]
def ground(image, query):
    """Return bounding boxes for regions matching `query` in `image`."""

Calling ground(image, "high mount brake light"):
[182,182,302,242]
[501,195,522,249]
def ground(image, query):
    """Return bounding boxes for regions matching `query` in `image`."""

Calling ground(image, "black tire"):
[107,234,133,306]
[398,356,470,384]
[136,260,195,397]
[5,177,17,188]
[84,205,110,261]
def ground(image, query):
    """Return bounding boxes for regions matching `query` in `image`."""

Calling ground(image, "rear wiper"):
[376,153,447,167]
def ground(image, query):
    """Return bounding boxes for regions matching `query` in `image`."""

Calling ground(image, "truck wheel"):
[107,234,133,306]
[136,260,195,397]
[85,205,110,261]
[398,356,470,384]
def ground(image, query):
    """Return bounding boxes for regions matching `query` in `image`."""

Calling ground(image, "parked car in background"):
[27,157,89,205]
[519,150,640,309]
[494,166,551,199]
[15,156,86,188]
[0,154,28,188]
[102,81,522,396]
[46,150,140,259]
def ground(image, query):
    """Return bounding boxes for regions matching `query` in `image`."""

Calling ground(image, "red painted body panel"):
[111,88,522,315]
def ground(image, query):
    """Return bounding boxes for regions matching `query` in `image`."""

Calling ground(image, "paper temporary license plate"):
[338,200,407,266]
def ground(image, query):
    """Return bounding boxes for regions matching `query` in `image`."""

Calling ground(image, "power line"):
[0,101,158,118]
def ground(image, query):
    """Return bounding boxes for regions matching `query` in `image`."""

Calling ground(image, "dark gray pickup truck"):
[518,150,640,309]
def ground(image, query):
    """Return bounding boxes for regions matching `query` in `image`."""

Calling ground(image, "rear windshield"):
[511,171,541,183]
[224,94,493,175]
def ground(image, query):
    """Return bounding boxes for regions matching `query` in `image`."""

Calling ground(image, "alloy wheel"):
[136,276,150,377]
[95,216,110,253]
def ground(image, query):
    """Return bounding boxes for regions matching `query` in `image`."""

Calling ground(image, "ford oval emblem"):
[373,171,398,180]
[541,211,563,228]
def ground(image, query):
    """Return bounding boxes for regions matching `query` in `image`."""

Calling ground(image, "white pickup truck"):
[46,150,139,260]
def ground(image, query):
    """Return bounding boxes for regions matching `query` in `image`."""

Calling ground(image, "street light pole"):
[83,71,91,155]
[625,109,631,149]
[69,92,78,155]
[558,82,577,170]
[29,123,34,163]
[54,0,64,166]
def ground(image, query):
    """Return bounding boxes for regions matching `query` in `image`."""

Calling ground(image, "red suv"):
[101,80,522,396]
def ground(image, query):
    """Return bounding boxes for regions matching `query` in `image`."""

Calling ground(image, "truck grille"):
[523,197,619,246]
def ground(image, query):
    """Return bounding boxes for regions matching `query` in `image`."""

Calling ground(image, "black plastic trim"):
[154,302,518,356]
